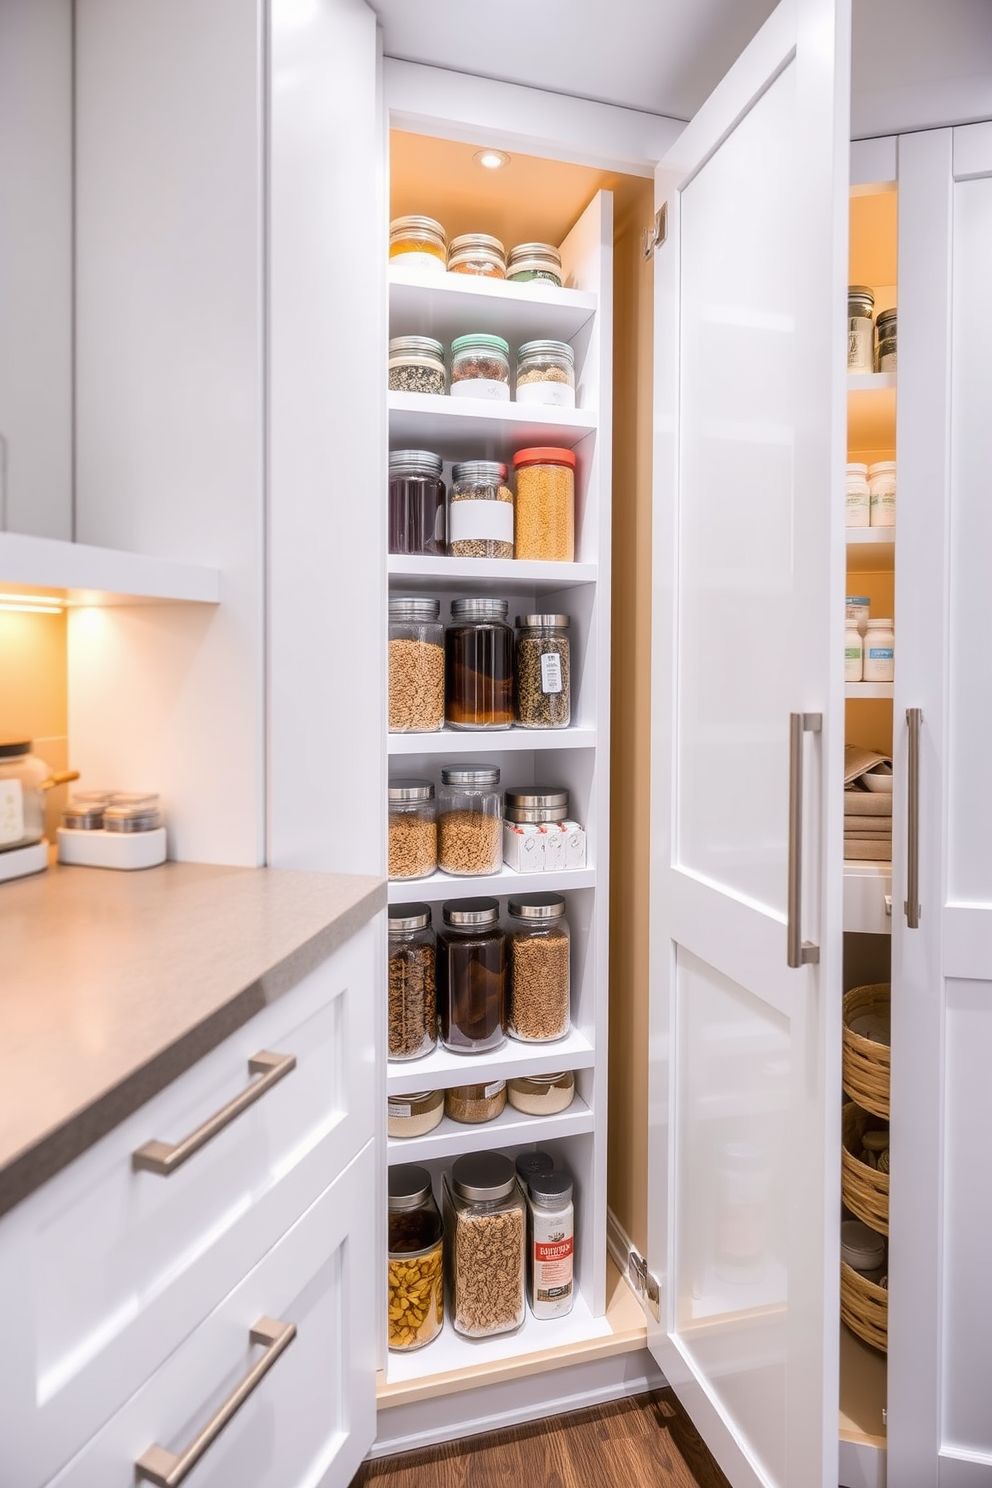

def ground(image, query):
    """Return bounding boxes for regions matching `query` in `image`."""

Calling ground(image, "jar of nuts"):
[443,1152,526,1338]
[437,897,506,1054]
[450,333,510,401]
[388,902,437,1061]
[388,779,437,881]
[389,597,445,733]
[507,892,571,1043]
[515,340,575,409]
[388,1164,444,1351]
[512,446,576,561]
[438,764,502,876]
[449,461,514,559]
[515,614,571,729]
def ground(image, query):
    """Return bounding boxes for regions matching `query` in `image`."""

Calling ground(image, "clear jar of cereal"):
[447,233,506,278]
[389,215,446,274]
[450,334,510,401]
[437,764,502,876]
[388,1164,444,1351]
[512,447,575,561]
[449,461,514,559]
[507,892,571,1043]
[388,902,438,1062]
[388,780,437,881]
[389,597,445,733]
[443,1152,526,1338]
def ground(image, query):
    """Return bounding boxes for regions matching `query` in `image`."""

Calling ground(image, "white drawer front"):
[50,1141,377,1488]
[0,917,380,1488]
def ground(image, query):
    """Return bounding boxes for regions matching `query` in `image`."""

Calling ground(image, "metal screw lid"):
[388,778,435,803]
[451,1150,516,1202]
[388,1163,434,1210]
[388,901,432,930]
[528,1171,573,1204]
[451,461,509,484]
[448,232,505,256]
[389,450,444,477]
[102,795,161,833]
[504,788,569,811]
[450,597,508,621]
[876,307,897,329]
[515,614,570,629]
[388,335,445,359]
[389,596,441,621]
[848,284,875,304]
[390,215,446,241]
[507,891,566,920]
[517,339,574,363]
[442,896,500,928]
[440,764,500,787]
[507,242,562,265]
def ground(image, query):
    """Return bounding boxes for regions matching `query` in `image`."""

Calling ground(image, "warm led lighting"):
[0,602,63,615]
[474,149,509,171]
[0,592,64,613]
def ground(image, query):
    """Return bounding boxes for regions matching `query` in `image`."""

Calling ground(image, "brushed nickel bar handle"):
[132,1051,296,1175]
[135,1316,296,1486]
[787,712,822,968]
[904,707,923,928]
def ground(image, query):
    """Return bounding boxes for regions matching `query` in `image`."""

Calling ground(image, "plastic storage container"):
[388,336,446,396]
[846,596,870,636]
[388,779,437,881]
[515,613,571,729]
[845,623,864,682]
[868,461,896,528]
[437,764,502,876]
[388,450,446,556]
[847,286,875,372]
[450,334,510,401]
[863,620,895,682]
[845,462,870,528]
[389,597,445,733]
[527,1171,574,1318]
[515,340,575,408]
[449,461,514,559]
[506,242,562,286]
[447,233,505,278]
[445,598,514,730]
[389,215,446,273]
[387,901,438,1061]
[443,1152,526,1338]
[512,447,576,561]
[436,896,506,1054]
[507,892,571,1043]
[388,1164,444,1351]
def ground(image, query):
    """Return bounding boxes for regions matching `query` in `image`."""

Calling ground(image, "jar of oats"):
[388,901,437,1060]
[388,780,437,881]
[437,764,502,876]
[449,461,514,559]
[437,897,506,1054]
[389,597,445,733]
[388,1164,444,1351]
[442,1152,526,1338]
[507,893,571,1043]
[515,613,571,729]
[512,447,576,561]
[515,340,575,408]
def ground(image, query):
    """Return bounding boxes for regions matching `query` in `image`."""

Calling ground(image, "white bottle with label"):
[863,619,895,682]
[527,1171,574,1319]
[845,623,864,681]
[868,461,896,528]
[845,462,870,528]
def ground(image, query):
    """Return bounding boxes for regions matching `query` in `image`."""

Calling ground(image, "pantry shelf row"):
[387,1092,595,1165]
[389,263,598,344]
[388,391,597,460]
[394,865,596,901]
[387,555,598,590]
[387,1027,596,1097]
[388,728,596,755]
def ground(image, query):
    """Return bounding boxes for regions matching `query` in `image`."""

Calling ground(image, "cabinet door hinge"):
[629,1248,661,1321]
[642,203,668,260]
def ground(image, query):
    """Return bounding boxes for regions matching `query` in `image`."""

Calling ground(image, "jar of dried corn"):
[388,1164,444,1351]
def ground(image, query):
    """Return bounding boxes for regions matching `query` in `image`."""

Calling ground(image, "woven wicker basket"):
[842,983,891,1118]
[841,1103,889,1236]
[841,1259,888,1353]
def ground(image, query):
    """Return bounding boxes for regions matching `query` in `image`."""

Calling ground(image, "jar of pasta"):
[447,233,506,278]
[442,1153,526,1338]
[388,1164,444,1351]
[507,892,571,1043]
[449,461,514,559]
[388,780,437,881]
[389,215,446,273]
[512,447,575,561]
[388,901,437,1062]
[450,334,510,401]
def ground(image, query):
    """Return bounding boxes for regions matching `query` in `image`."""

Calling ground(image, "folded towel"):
[845,745,892,786]
[843,792,894,818]
[844,839,892,861]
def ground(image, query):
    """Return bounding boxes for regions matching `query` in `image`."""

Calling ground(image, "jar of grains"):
[515,613,571,729]
[527,1171,575,1318]
[388,1164,444,1351]
[437,764,502,876]
[506,242,563,286]
[388,336,447,396]
[507,892,571,1043]
[445,598,514,729]
[445,1080,507,1124]
[389,450,446,556]
[845,462,870,528]
[388,901,437,1060]
[388,780,437,881]
[447,233,506,278]
[868,461,896,528]
[442,1152,526,1338]
[437,897,506,1054]
[847,286,875,372]
[450,333,510,401]
[512,447,576,561]
[863,619,895,682]
[875,307,897,372]
[515,340,575,409]
[507,1071,575,1116]
[389,215,446,273]
[388,1088,444,1139]
[449,461,514,559]
[389,597,445,733]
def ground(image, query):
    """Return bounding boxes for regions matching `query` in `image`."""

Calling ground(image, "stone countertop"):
[0,860,385,1217]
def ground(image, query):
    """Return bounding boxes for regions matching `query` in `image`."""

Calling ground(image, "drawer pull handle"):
[132,1051,296,1176]
[787,711,822,967]
[135,1315,296,1486]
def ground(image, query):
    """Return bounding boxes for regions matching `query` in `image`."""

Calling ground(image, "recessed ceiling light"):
[474,149,509,171]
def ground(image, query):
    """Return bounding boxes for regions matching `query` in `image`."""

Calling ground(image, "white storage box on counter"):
[57,793,167,870]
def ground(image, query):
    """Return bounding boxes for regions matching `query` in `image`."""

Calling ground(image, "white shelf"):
[846,372,895,393]
[388,391,597,461]
[843,860,892,935]
[388,265,597,346]
[846,529,895,573]
[846,682,894,699]
[387,1094,595,1164]
[388,555,597,592]
[388,864,596,901]
[388,726,596,755]
[387,1026,596,1096]
[0,531,221,606]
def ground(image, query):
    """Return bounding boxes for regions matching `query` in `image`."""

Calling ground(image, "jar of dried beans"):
[437,897,506,1054]
[388,1164,444,1351]
[447,233,506,278]
[389,597,445,733]
[437,764,502,877]
[443,1152,526,1338]
[450,333,510,401]
[512,447,576,561]
[515,613,571,729]
[507,892,571,1043]
[388,780,437,881]
[388,336,447,396]
[515,340,575,408]
[389,450,446,556]
[389,215,446,273]
[506,242,562,287]
[445,598,514,729]
[444,1080,507,1124]
[449,461,514,558]
[388,901,437,1060]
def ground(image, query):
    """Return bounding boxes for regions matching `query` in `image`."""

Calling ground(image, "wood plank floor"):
[351,1389,731,1488]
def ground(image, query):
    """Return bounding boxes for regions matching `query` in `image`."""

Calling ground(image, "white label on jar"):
[483,1081,506,1099]
[540,652,563,693]
[450,378,510,401]
[847,320,874,372]
[515,381,575,409]
[531,1206,574,1315]
[391,250,445,274]
[0,780,25,847]
[387,1099,412,1117]
[449,499,514,546]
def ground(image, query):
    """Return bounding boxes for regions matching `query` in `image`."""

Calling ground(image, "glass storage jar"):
[0,740,49,851]
[507,1071,575,1116]
[437,896,506,1053]
[389,597,445,733]
[389,215,446,273]
[512,447,576,561]
[445,1080,507,1124]
[388,450,446,556]
[388,779,437,881]
[388,1088,444,1138]
[868,461,896,528]
[388,1164,444,1351]
[875,307,897,372]
[443,1152,526,1338]
[445,598,514,730]
[102,794,161,832]
[61,791,112,830]
[450,333,510,401]
[388,336,446,396]
[447,233,506,278]
[449,461,514,559]
[437,764,502,876]
[515,340,575,409]
[388,901,437,1060]
[847,286,875,372]
[506,242,562,286]
[863,619,895,682]
[507,892,571,1043]
[515,614,571,729]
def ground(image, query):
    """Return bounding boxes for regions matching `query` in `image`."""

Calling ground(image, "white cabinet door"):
[889,121,992,1488]
[646,2,850,1485]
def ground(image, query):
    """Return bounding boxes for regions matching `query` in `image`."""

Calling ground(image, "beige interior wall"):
[0,608,71,836]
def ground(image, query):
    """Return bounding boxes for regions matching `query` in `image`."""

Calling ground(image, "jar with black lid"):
[388,450,446,556]
[445,598,514,729]
[436,896,506,1054]
[388,1164,444,1351]
[507,892,571,1043]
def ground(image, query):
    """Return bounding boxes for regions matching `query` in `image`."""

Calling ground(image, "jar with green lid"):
[449,461,514,559]
[506,242,562,287]
[389,215,446,273]
[388,336,446,396]
[447,233,506,278]
[507,892,571,1043]
[442,1152,526,1337]
[515,341,575,409]
[450,333,510,401]
[388,1164,444,1350]
[848,285,875,372]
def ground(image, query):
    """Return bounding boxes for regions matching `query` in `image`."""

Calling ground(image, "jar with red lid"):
[512,447,576,561]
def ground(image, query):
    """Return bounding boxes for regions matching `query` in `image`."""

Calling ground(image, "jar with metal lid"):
[61,791,113,831]
[515,341,575,409]
[507,892,570,1043]
[449,461,514,559]
[845,462,870,528]
[388,902,437,1061]
[868,461,896,528]
[388,1088,444,1139]
[389,450,446,556]
[848,286,875,372]
[506,242,562,286]
[442,1152,526,1337]
[437,896,506,1054]
[389,597,445,733]
[502,786,570,873]
[875,307,897,372]
[388,336,447,396]
[527,1171,574,1318]
[515,614,571,729]
[450,333,510,401]
[389,215,447,273]
[0,740,49,851]
[102,794,161,832]
[445,1080,507,1124]
[844,622,864,682]
[504,787,569,825]
[438,764,502,876]
[388,780,437,881]
[447,233,506,278]
[508,1071,575,1116]
[513,447,576,561]
[445,598,514,730]
[388,1164,444,1351]
[863,619,895,682]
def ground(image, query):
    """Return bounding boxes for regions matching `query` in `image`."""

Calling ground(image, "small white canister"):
[845,463,870,528]
[845,623,864,682]
[864,619,895,682]
[868,461,896,528]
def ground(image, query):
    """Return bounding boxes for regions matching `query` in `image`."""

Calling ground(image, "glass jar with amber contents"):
[445,598,514,730]
[389,215,446,273]
[388,1165,444,1351]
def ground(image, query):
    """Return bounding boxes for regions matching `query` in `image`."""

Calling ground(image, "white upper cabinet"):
[647,1,850,1484]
